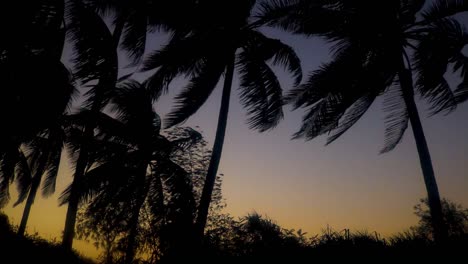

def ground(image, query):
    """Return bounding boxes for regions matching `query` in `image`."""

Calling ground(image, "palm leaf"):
[41,137,64,198]
[121,9,147,66]
[257,0,343,36]
[245,30,302,86]
[164,57,226,128]
[0,145,20,207]
[381,83,410,153]
[238,49,284,132]
[413,18,467,114]
[141,33,213,100]
[326,92,376,145]
[66,0,117,108]
[422,0,468,21]
[13,150,33,206]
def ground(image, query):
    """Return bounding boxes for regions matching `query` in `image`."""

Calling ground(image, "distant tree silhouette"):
[260,0,468,242]
[141,0,302,240]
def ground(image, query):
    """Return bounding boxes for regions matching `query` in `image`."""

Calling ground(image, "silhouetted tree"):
[66,81,201,263]
[260,0,468,242]
[15,115,72,236]
[61,0,203,248]
[413,198,468,239]
[0,0,72,205]
[141,0,302,240]
[61,0,120,249]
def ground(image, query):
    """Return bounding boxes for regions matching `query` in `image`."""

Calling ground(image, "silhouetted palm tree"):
[62,80,199,263]
[15,115,72,236]
[61,0,119,249]
[141,0,302,238]
[61,0,201,248]
[260,0,468,242]
[0,0,73,207]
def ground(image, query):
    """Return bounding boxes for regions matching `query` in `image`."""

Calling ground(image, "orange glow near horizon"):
[3,100,468,260]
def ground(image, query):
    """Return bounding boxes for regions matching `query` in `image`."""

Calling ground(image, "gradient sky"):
[3,7,468,260]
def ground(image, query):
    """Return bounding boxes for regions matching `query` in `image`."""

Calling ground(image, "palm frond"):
[41,140,63,198]
[83,0,119,15]
[0,146,20,207]
[381,83,410,154]
[286,48,360,111]
[164,57,226,128]
[400,0,425,24]
[141,33,211,100]
[238,49,284,132]
[66,0,117,108]
[257,0,343,36]
[413,18,467,114]
[121,9,147,66]
[422,0,468,21]
[59,160,135,206]
[326,93,376,145]
[245,30,302,86]
[454,80,468,103]
[13,150,32,206]
[293,92,349,140]
[290,45,394,141]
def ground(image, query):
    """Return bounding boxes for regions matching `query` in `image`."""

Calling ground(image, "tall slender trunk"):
[62,125,91,248]
[124,197,145,264]
[398,66,448,243]
[124,164,148,264]
[18,159,47,236]
[195,54,235,239]
[61,12,126,250]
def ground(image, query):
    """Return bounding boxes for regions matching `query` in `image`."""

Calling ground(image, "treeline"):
[1,197,467,263]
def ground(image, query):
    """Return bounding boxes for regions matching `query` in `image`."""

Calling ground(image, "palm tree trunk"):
[195,54,235,239]
[61,12,126,250]
[398,68,448,243]
[124,189,146,264]
[125,163,148,264]
[18,160,46,236]
[62,127,91,249]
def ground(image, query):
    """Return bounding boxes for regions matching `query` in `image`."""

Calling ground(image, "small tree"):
[76,126,226,263]
[413,198,468,239]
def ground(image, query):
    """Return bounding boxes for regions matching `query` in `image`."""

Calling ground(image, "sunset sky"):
[3,10,468,260]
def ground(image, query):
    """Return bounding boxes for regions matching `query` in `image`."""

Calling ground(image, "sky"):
[3,5,468,260]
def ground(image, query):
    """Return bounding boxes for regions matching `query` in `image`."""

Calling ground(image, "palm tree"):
[61,0,120,249]
[259,0,468,242]
[0,0,72,207]
[15,117,70,236]
[141,0,302,238]
[61,0,201,248]
[62,80,200,263]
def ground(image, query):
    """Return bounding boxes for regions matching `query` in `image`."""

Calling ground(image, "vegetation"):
[0,0,467,263]
[0,213,94,264]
